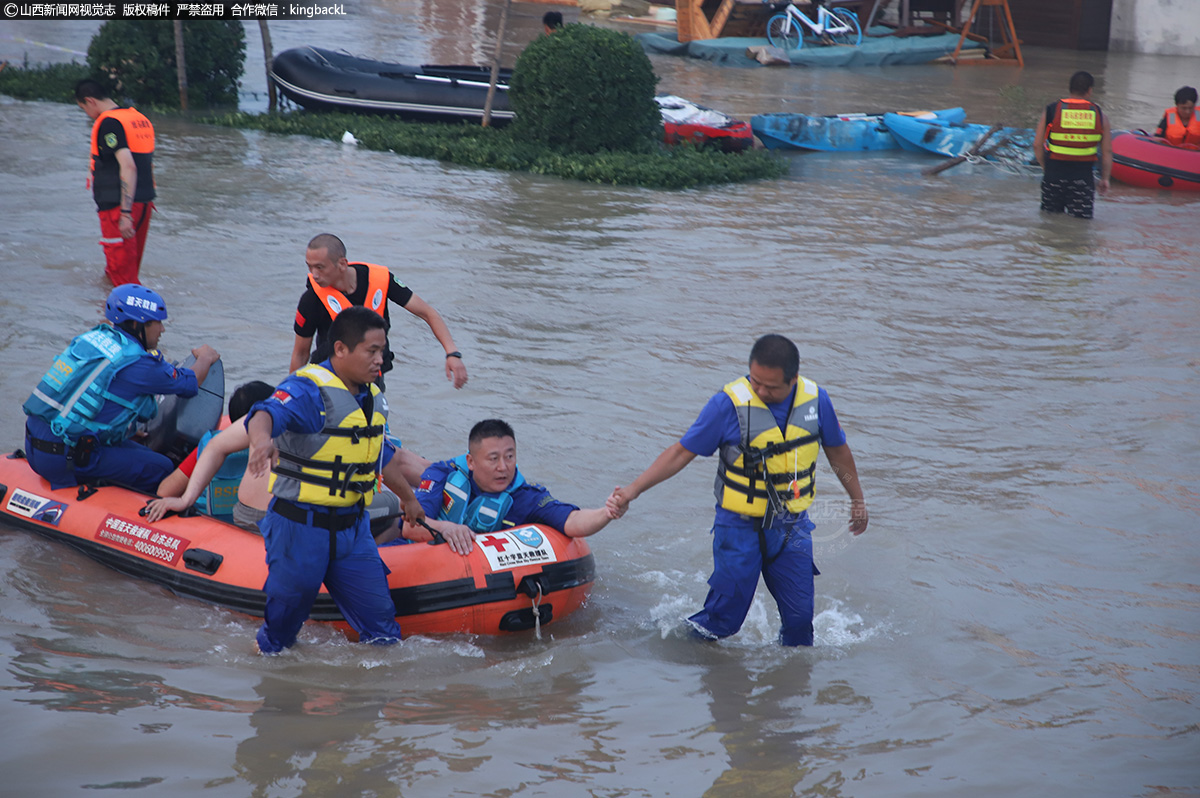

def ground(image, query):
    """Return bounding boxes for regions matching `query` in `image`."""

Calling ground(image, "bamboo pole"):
[482,0,512,128]
[259,21,276,111]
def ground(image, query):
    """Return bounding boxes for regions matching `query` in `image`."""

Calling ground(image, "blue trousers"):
[256,501,403,654]
[688,515,818,646]
[25,428,173,494]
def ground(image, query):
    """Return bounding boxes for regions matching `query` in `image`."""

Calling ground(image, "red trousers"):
[97,202,152,286]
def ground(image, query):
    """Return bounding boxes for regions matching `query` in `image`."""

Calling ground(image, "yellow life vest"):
[269,364,387,507]
[714,375,820,520]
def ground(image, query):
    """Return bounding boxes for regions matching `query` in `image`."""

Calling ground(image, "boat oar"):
[923,123,1003,176]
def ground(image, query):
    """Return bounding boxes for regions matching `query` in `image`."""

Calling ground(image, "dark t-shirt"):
[93,115,156,209]
[292,263,414,373]
[1042,102,1100,181]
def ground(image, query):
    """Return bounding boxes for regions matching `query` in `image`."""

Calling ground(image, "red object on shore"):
[657,94,754,153]
[1111,131,1200,192]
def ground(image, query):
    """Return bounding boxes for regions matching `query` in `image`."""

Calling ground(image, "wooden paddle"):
[923,123,1003,176]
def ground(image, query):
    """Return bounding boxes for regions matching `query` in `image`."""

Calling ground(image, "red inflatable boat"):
[656,94,753,153]
[0,451,594,638]
[1112,132,1200,192]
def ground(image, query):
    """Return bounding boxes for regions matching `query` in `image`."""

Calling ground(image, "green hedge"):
[88,21,245,108]
[0,62,91,102]
[206,111,786,189]
[511,24,661,155]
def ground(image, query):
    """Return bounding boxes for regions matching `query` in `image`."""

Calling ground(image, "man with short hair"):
[24,284,220,493]
[289,233,468,390]
[403,418,621,554]
[75,79,156,286]
[610,334,868,647]
[1154,86,1200,147]
[1033,70,1113,220]
[542,10,563,34]
[290,234,467,485]
[246,306,426,653]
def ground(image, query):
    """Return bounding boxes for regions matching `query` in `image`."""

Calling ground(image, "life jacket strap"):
[275,451,376,497]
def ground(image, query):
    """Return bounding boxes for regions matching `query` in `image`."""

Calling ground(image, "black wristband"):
[120,209,132,215]
[445,351,462,359]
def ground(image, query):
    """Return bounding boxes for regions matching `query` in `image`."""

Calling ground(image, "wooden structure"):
[949,0,1022,66]
[675,0,864,43]
[1006,0,1111,50]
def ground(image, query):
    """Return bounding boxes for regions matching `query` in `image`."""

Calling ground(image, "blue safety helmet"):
[105,284,168,325]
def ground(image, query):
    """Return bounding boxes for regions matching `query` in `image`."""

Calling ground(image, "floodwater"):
[2,6,1198,797]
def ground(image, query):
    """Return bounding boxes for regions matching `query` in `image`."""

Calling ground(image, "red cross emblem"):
[480,535,509,552]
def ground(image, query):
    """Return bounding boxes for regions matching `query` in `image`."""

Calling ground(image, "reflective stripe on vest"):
[1163,108,1200,147]
[269,364,388,507]
[1046,99,1102,161]
[308,262,390,322]
[714,375,821,519]
[438,454,526,533]
[22,324,158,446]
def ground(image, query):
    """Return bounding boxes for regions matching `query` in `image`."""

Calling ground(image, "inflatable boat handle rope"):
[410,515,447,546]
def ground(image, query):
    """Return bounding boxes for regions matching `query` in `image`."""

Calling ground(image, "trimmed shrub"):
[206,111,787,189]
[0,62,90,102]
[87,21,245,108]
[510,24,660,154]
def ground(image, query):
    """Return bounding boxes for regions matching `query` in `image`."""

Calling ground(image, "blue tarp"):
[636,28,983,68]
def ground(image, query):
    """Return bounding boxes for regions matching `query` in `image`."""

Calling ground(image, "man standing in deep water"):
[610,334,868,646]
[1034,70,1112,220]
[75,79,156,286]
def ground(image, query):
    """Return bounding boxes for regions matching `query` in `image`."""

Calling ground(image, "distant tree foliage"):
[510,24,661,155]
[87,21,245,108]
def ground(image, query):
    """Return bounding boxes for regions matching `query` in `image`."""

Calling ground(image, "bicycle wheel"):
[828,8,863,46]
[767,14,802,50]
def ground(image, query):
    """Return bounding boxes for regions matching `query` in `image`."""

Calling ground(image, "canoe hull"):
[750,107,966,151]
[882,114,1033,159]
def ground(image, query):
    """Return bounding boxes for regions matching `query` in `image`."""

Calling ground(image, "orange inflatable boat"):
[0,451,594,638]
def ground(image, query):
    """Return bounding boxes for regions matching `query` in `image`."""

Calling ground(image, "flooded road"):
[2,8,1198,797]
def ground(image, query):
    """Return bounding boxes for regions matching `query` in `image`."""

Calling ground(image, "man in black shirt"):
[289,233,469,390]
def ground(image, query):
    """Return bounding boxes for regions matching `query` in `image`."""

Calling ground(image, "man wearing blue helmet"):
[23,284,220,493]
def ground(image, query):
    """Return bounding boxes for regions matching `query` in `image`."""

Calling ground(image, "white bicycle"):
[766,0,863,50]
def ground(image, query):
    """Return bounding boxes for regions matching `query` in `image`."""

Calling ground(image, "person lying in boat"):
[147,380,274,529]
[23,284,220,495]
[395,418,623,555]
[1153,86,1199,147]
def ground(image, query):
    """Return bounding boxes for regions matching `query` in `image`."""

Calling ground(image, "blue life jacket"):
[22,324,158,446]
[438,454,525,533]
[195,429,248,520]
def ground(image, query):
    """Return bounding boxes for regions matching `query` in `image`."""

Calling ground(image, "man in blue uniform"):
[611,334,868,646]
[23,284,220,493]
[245,306,426,654]
[402,419,621,554]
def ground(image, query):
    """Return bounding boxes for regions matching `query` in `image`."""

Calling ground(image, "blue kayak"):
[751,107,966,152]
[882,113,1034,159]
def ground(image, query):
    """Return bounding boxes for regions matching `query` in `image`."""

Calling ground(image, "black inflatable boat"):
[269,46,513,123]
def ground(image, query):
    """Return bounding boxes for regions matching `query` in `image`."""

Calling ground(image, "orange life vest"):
[308,262,390,321]
[89,107,155,170]
[1045,98,1103,162]
[1162,107,1200,147]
